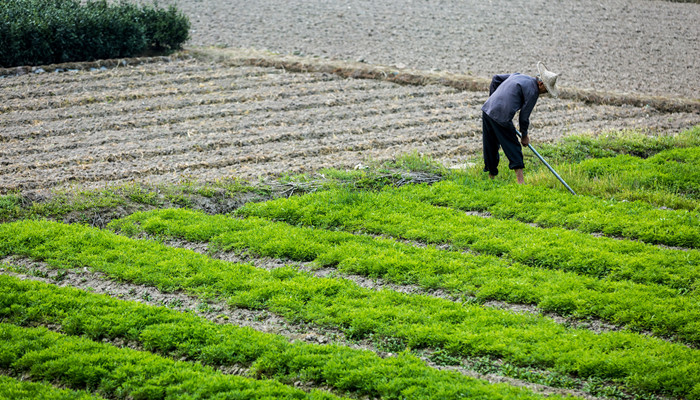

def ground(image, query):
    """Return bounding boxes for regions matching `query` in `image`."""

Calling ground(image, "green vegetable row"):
[0,274,563,400]
[533,127,700,163]
[579,147,700,200]
[236,188,700,291]
[0,375,105,400]
[524,128,700,210]
[111,208,700,344]
[1,219,698,397]
[0,322,342,400]
[397,178,700,248]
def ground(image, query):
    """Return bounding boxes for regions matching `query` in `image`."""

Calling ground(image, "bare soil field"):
[1,52,699,194]
[174,0,700,99]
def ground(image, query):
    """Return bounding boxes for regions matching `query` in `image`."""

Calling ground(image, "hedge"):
[0,0,190,68]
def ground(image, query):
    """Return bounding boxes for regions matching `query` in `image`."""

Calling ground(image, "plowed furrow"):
[0,95,478,161]
[0,58,209,90]
[0,72,340,115]
[0,77,446,131]
[1,114,479,174]
[0,66,290,103]
[0,85,471,141]
[2,120,481,191]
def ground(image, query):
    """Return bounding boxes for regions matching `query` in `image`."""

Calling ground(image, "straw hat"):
[537,61,560,98]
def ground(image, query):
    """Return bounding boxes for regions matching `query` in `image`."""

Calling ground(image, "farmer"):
[481,61,560,184]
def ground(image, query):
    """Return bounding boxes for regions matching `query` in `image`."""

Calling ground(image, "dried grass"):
[0,54,190,77]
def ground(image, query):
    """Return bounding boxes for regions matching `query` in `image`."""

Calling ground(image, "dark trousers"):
[482,112,524,176]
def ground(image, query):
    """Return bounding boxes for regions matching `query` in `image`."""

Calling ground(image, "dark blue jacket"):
[481,73,539,136]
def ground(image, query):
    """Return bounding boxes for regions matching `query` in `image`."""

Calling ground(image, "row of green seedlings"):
[0,322,341,400]
[0,274,570,400]
[9,258,631,399]
[522,127,700,210]
[235,186,699,294]
[398,178,699,248]
[0,176,266,226]
[532,127,700,164]
[0,375,103,400]
[0,219,697,398]
[110,208,700,344]
[577,146,700,200]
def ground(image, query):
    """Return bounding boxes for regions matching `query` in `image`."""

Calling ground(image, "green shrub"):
[138,3,190,51]
[0,0,189,68]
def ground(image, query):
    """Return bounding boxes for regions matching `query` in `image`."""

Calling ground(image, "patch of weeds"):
[168,299,184,309]
[429,348,462,366]
[369,333,406,353]
[317,167,368,183]
[582,378,631,399]
[465,355,640,400]
[390,150,446,174]
[253,313,269,322]
[167,194,193,208]
[461,295,485,306]
[3,263,29,275]
[196,301,213,313]
[353,172,402,191]
[536,126,700,164]
[502,364,578,390]
[110,219,143,237]
[53,270,68,282]
[123,183,162,206]
[467,356,500,375]
[0,193,23,222]
[195,186,218,198]
[31,269,50,279]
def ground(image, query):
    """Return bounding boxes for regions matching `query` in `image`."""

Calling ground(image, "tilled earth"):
[1,56,699,194]
[175,0,700,99]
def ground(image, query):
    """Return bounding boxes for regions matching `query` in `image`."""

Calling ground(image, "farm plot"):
[2,177,700,399]
[1,55,699,194]
[1,132,700,399]
[2,48,700,399]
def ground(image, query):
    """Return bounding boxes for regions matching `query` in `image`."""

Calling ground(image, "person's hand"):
[521,135,530,147]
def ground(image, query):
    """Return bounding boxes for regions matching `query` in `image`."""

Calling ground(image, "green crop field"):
[1,125,699,400]
[1,0,698,396]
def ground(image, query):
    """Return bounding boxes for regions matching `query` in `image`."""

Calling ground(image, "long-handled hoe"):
[515,129,577,195]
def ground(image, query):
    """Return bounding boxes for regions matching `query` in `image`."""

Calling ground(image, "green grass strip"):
[519,127,700,210]
[0,323,341,400]
[396,179,700,248]
[0,274,566,400]
[578,147,700,199]
[111,208,700,344]
[0,220,698,397]
[537,125,700,163]
[0,375,105,400]
[236,188,700,292]
[533,127,700,163]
